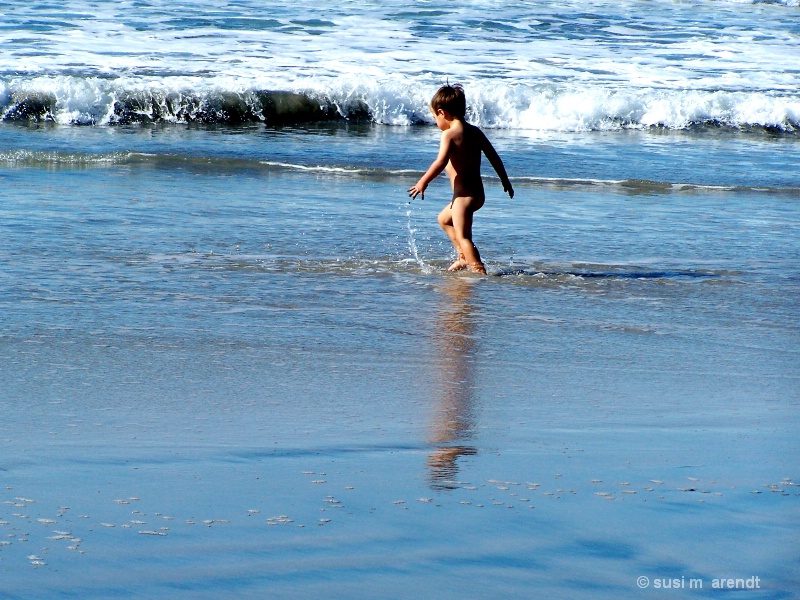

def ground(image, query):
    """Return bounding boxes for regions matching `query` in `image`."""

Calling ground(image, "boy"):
[408,83,514,274]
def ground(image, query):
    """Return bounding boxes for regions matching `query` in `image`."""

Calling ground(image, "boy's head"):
[430,83,466,119]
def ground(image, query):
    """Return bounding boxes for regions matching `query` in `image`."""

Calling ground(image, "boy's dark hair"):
[430,83,466,118]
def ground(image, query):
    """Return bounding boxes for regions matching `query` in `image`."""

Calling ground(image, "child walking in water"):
[408,83,514,274]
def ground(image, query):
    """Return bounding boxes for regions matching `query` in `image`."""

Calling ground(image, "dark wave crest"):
[1,89,371,126]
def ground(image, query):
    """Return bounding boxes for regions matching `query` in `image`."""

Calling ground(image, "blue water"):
[1,1,799,598]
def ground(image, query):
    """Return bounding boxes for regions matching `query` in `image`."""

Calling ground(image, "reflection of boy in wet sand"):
[408,83,514,274]
[427,277,478,489]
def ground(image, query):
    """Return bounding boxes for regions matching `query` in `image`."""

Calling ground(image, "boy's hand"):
[408,181,426,200]
[504,182,514,199]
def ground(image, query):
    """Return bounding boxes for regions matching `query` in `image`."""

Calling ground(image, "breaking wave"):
[1,77,798,132]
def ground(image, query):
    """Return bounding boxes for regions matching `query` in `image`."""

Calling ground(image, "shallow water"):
[1,119,798,598]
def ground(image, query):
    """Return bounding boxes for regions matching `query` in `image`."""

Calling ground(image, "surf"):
[2,78,798,133]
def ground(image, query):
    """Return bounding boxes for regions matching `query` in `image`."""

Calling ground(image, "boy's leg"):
[437,205,466,270]
[439,196,485,272]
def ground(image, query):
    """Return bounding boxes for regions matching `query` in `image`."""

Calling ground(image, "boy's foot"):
[467,262,487,274]
[448,258,468,271]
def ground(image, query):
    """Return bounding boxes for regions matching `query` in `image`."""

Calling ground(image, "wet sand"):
[2,271,798,599]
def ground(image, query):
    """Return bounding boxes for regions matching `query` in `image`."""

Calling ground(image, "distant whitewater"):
[1,0,798,131]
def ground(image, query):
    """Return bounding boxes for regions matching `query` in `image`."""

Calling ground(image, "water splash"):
[407,207,434,275]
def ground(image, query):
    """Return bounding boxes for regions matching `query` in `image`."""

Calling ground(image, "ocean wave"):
[0,79,352,126]
[1,76,798,132]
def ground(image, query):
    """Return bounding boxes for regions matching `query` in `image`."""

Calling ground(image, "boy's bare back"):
[438,119,507,203]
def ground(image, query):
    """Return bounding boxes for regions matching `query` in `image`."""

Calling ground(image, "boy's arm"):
[481,134,514,199]
[408,132,452,200]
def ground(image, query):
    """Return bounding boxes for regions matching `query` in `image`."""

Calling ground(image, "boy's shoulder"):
[462,122,489,147]
[444,120,484,138]
[468,121,489,136]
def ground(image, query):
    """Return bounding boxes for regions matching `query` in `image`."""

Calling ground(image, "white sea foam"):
[260,161,367,174]
[1,74,797,131]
